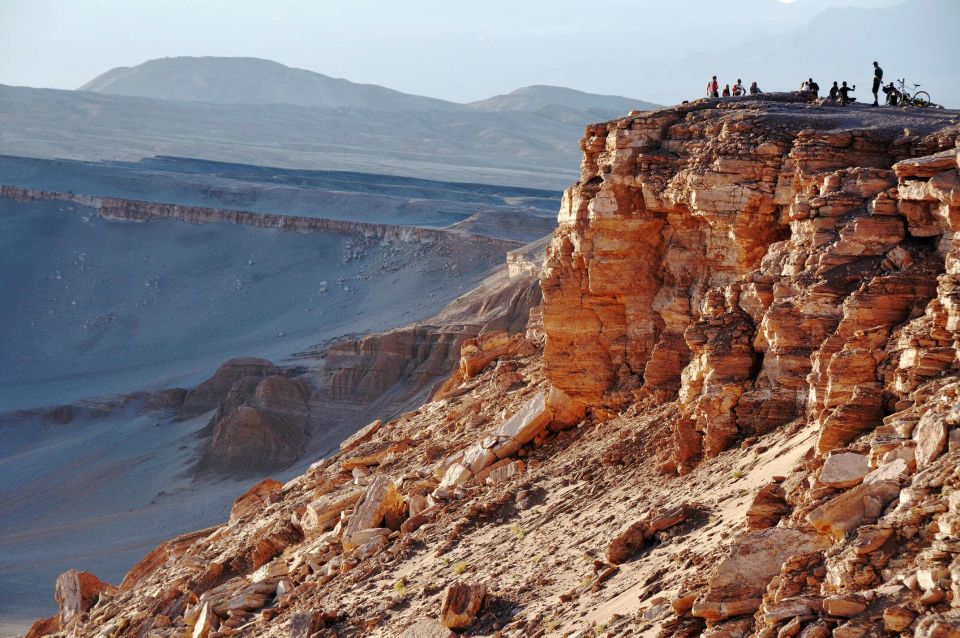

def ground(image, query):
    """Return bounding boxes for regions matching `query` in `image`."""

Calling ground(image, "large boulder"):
[693,528,829,620]
[806,480,900,540]
[252,375,307,412]
[339,419,383,454]
[489,391,552,459]
[300,487,364,538]
[746,482,791,529]
[229,478,283,524]
[401,619,455,638]
[54,569,116,625]
[915,409,948,469]
[440,582,486,630]
[818,452,869,488]
[343,476,405,550]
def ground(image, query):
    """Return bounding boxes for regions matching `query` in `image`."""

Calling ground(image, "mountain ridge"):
[78,56,656,113]
[78,56,461,111]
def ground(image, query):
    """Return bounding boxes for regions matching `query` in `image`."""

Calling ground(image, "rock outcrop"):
[541,93,959,471]
[192,361,310,476]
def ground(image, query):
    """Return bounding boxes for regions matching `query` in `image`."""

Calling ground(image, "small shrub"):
[732,469,744,480]
[510,523,525,540]
[393,580,408,597]
[453,561,469,575]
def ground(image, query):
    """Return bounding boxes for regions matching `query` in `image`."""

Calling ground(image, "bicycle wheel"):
[913,91,930,107]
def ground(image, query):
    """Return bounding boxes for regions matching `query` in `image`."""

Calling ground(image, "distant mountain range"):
[79,57,461,111]
[0,57,659,189]
[79,56,657,119]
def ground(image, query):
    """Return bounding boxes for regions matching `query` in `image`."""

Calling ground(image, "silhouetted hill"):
[79,56,459,110]
[468,85,657,119]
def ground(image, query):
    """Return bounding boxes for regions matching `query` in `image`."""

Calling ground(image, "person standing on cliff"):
[707,76,719,98]
[829,81,840,101]
[872,61,883,106]
[732,79,745,96]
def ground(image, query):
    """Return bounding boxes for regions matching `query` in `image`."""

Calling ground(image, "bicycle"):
[890,78,932,107]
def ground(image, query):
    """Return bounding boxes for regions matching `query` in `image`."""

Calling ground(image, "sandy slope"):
[0,198,508,411]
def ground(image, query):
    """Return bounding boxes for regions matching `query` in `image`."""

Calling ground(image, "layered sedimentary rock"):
[0,185,521,248]
[541,93,959,471]
[192,361,310,476]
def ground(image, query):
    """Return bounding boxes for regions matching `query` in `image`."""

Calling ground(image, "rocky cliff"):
[541,94,959,470]
[24,95,960,638]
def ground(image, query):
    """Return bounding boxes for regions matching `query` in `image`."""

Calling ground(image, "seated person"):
[882,82,901,105]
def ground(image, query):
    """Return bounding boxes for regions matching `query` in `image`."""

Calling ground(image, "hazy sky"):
[0,0,909,102]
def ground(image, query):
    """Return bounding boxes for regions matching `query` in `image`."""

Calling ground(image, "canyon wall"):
[0,185,520,248]
[541,94,960,470]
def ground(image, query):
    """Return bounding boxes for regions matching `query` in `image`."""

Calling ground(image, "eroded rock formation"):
[541,94,959,472]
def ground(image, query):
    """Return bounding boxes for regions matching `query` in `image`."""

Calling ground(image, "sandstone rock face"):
[196,405,307,476]
[1,185,522,249]
[180,358,280,417]
[325,274,541,406]
[541,93,959,472]
[185,359,312,477]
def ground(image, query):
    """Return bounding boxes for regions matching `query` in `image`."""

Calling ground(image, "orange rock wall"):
[541,96,960,470]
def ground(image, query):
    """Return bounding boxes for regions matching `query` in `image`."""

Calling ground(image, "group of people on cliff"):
[799,62,887,106]
[706,77,761,98]
[707,61,896,107]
